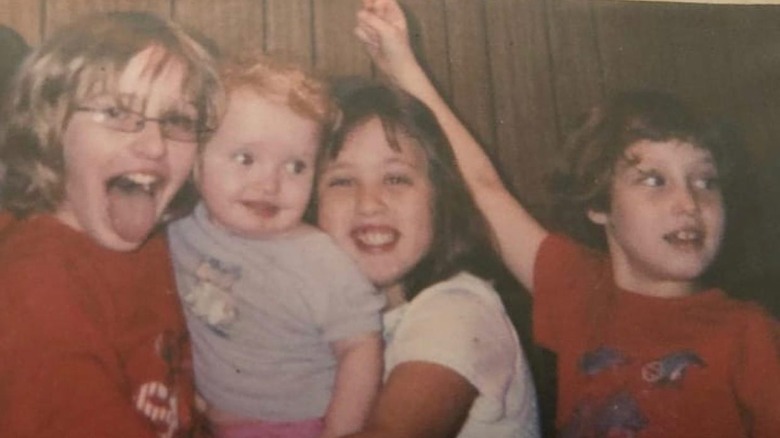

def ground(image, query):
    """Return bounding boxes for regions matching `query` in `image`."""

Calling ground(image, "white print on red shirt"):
[134,380,179,438]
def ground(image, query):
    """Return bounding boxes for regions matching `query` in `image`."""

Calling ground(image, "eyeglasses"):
[75,106,205,143]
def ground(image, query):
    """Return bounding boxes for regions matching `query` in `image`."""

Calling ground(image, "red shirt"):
[0,213,204,437]
[534,234,780,438]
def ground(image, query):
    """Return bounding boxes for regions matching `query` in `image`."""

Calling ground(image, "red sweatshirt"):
[0,213,205,437]
[534,234,780,438]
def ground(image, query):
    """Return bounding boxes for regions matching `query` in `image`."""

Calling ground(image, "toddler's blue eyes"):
[285,160,307,175]
[233,152,254,166]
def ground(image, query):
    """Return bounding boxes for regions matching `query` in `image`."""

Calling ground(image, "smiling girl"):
[0,11,221,437]
[354,0,780,436]
[315,81,540,438]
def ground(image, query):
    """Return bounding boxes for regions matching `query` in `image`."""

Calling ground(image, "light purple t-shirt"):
[168,203,385,421]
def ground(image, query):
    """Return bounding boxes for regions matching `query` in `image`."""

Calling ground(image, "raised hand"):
[354,0,418,85]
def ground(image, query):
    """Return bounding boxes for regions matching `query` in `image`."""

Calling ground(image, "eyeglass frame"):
[74,105,211,143]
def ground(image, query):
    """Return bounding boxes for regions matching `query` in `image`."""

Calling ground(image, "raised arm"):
[355,0,548,290]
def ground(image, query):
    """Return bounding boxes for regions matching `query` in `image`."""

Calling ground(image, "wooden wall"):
[3,2,778,434]
[2,0,779,302]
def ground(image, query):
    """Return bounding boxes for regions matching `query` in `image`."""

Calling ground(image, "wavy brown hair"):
[549,90,744,252]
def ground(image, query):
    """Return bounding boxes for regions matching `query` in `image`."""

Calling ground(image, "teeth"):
[110,173,160,194]
[357,231,394,246]
[674,230,700,241]
[665,229,702,244]
[125,172,158,186]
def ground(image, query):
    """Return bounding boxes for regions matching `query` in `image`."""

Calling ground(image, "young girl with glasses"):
[0,11,221,437]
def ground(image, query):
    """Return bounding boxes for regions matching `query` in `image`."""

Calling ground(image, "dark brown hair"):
[549,90,744,252]
[312,79,499,298]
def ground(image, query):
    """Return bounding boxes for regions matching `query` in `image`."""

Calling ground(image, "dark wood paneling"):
[312,0,371,77]
[546,0,604,139]
[173,0,264,55]
[44,0,171,36]
[594,1,679,94]
[720,6,780,315]
[400,0,450,97]
[0,0,42,45]
[484,0,558,212]
[265,0,313,68]
[722,6,780,163]
[443,0,495,151]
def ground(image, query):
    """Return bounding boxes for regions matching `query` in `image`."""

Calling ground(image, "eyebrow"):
[325,155,419,171]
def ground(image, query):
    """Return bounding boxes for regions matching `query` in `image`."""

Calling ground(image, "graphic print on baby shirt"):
[183,257,242,335]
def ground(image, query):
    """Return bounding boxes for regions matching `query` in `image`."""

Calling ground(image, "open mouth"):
[351,225,399,252]
[108,172,161,195]
[242,201,280,219]
[663,228,704,248]
[106,172,163,243]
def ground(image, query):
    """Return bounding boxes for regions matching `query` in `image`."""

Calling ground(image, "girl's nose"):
[672,184,699,215]
[131,122,167,160]
[356,184,386,215]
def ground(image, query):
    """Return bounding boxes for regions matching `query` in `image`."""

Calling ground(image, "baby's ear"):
[587,208,608,225]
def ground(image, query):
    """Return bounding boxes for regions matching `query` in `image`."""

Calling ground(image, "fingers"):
[354,25,379,51]
[357,7,398,41]
[360,0,407,30]
[355,10,381,44]
[375,0,407,27]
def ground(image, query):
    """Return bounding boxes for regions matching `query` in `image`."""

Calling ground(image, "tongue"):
[107,186,158,243]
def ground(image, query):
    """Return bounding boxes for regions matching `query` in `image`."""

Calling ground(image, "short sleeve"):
[533,234,607,351]
[387,274,519,421]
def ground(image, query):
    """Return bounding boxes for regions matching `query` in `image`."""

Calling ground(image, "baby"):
[168,54,385,438]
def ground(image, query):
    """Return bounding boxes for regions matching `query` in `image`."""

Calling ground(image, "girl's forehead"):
[340,119,427,166]
[79,47,193,109]
[621,139,716,168]
[125,48,190,102]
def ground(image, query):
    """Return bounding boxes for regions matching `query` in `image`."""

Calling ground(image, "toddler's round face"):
[317,117,434,292]
[196,88,320,239]
[55,46,198,251]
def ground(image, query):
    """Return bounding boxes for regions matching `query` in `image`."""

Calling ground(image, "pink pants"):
[212,417,324,438]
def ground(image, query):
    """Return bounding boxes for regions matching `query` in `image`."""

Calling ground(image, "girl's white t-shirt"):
[383,272,540,438]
